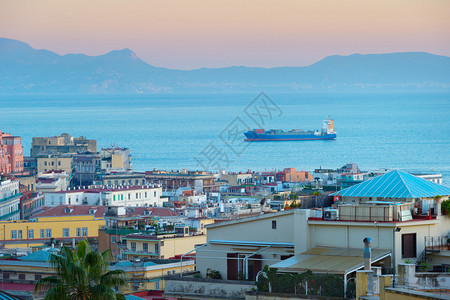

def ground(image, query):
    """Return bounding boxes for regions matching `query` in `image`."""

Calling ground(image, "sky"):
[1,0,449,69]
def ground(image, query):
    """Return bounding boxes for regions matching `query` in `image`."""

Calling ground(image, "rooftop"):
[332,170,450,198]
[32,205,105,218]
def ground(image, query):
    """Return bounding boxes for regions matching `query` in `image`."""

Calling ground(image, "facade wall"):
[207,211,295,243]
[0,178,21,221]
[125,235,206,260]
[0,132,24,174]
[0,216,105,247]
[102,174,146,186]
[104,187,163,207]
[284,168,312,182]
[37,157,72,174]
[31,135,96,157]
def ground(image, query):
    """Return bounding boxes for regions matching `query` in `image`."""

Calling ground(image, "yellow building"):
[16,174,37,192]
[123,229,206,260]
[0,205,105,248]
[37,156,73,174]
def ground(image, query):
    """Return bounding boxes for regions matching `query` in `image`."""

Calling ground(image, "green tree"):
[441,199,450,215]
[35,240,127,300]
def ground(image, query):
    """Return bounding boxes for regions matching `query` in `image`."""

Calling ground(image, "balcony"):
[308,202,438,223]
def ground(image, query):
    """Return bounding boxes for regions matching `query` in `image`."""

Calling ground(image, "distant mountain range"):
[1,38,449,94]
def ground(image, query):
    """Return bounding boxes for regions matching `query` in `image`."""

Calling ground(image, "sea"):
[1,91,449,186]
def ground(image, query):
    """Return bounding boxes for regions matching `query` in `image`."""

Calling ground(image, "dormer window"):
[144,210,151,216]
[64,207,73,214]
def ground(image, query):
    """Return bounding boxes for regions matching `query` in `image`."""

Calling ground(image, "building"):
[36,171,69,193]
[0,248,194,296]
[72,153,101,186]
[30,133,97,157]
[0,131,24,175]
[0,175,21,221]
[20,192,44,219]
[0,247,60,295]
[43,185,164,207]
[100,147,132,173]
[0,205,105,248]
[101,172,146,187]
[221,172,256,187]
[109,259,196,292]
[146,169,221,193]
[15,174,36,192]
[122,229,206,260]
[37,155,73,174]
[99,206,180,258]
[414,173,443,185]
[194,170,450,295]
[337,172,365,188]
[283,168,313,182]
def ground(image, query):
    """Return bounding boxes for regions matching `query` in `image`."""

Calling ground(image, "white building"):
[0,176,21,221]
[36,171,69,193]
[44,185,165,207]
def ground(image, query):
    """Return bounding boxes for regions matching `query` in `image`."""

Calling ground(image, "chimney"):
[363,237,372,270]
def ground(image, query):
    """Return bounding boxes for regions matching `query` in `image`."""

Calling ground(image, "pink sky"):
[1,0,449,69]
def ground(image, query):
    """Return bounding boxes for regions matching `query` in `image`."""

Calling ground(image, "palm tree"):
[35,240,127,300]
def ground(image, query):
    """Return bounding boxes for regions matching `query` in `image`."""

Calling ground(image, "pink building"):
[0,131,24,174]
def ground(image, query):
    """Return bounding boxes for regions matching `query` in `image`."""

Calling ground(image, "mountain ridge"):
[1,37,449,94]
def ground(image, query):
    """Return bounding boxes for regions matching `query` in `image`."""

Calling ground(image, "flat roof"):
[271,247,391,275]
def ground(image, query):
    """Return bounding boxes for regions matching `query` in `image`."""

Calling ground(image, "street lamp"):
[392,227,401,287]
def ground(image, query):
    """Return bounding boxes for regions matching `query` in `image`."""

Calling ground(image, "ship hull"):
[244,132,336,141]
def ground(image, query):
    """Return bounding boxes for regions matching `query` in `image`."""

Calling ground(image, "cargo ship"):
[244,117,336,141]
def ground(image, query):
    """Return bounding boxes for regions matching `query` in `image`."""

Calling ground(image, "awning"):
[270,247,391,275]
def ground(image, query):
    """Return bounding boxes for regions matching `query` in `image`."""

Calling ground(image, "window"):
[82,227,88,237]
[46,229,52,238]
[3,273,9,279]
[113,195,116,201]
[76,228,81,237]
[402,233,417,258]
[19,274,25,280]
[155,243,159,253]
[111,236,116,243]
[51,161,54,166]
[143,243,148,253]
[35,274,41,281]
[18,230,22,239]
[131,242,136,252]
[154,191,156,197]
[63,228,69,237]
[58,161,61,166]
[28,229,34,239]
[40,229,45,238]
[155,281,159,290]
[272,220,277,229]
[11,230,17,239]
[44,161,47,166]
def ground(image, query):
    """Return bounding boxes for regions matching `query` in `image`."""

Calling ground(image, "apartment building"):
[0,131,24,174]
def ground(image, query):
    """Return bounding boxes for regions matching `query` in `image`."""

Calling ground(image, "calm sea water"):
[1,92,449,185]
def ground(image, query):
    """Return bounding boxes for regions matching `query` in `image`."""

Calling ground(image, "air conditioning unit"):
[324,209,338,220]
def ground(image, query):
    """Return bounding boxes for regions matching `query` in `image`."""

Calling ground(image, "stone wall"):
[163,276,255,299]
